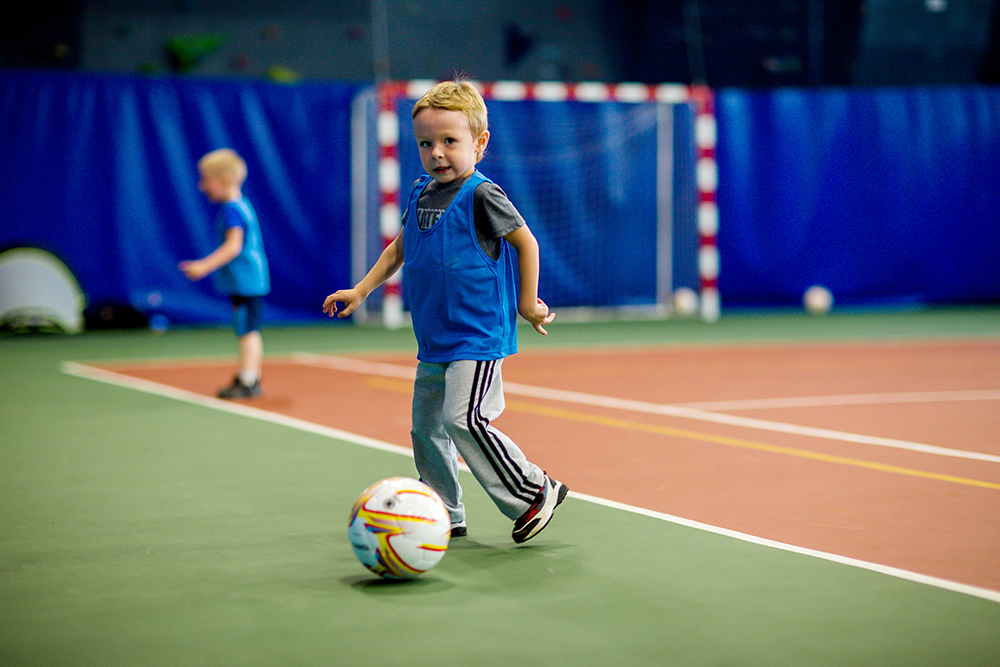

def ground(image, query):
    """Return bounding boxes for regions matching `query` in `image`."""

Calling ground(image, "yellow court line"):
[364,376,1000,491]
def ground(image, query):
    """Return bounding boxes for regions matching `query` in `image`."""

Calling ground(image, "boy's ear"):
[476,130,490,158]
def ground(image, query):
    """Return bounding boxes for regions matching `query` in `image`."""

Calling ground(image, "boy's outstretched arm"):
[179,227,243,280]
[504,225,555,335]
[323,232,405,318]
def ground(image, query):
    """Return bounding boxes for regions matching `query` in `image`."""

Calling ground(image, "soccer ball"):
[803,285,834,315]
[672,287,700,317]
[348,477,451,579]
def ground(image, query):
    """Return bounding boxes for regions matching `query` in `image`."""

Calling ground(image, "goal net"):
[351,80,718,326]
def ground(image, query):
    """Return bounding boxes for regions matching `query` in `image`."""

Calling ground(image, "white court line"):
[290,353,1000,465]
[60,361,416,461]
[679,389,1000,411]
[570,491,1000,604]
[59,359,1000,605]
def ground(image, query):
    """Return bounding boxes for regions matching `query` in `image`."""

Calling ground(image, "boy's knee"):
[442,409,475,441]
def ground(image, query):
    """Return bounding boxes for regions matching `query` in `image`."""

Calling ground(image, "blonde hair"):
[198,148,247,186]
[412,80,489,143]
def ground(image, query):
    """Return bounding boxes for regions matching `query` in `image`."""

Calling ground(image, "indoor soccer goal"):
[351,80,718,327]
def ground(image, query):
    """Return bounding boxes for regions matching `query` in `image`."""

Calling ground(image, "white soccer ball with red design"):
[348,477,450,579]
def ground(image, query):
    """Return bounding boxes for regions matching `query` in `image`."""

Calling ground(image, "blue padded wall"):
[1,69,360,325]
[716,86,1000,306]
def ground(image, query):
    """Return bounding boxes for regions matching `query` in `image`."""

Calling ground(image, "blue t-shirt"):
[403,171,518,362]
[213,197,270,297]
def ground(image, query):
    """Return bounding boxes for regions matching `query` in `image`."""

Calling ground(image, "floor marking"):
[363,376,1000,491]
[61,360,1000,604]
[678,389,1000,411]
[291,353,1000,465]
[504,400,1000,490]
[570,491,1000,605]
[62,361,1000,603]
[60,361,416,460]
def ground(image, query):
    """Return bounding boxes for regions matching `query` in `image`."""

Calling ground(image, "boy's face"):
[198,170,233,203]
[413,107,489,184]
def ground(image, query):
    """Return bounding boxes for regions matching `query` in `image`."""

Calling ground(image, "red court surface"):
[100,339,1000,594]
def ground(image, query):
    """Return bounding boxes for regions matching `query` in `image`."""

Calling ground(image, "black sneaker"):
[450,523,467,538]
[217,376,261,399]
[512,475,568,544]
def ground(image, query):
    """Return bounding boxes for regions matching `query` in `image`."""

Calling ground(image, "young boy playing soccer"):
[323,81,568,543]
[180,148,270,399]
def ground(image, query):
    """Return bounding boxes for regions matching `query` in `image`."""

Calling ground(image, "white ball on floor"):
[348,477,450,579]
[672,287,700,317]
[803,285,833,314]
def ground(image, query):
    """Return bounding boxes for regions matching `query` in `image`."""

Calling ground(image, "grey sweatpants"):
[411,358,546,525]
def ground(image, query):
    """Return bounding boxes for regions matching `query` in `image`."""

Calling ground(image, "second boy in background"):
[180,148,271,400]
[324,80,568,544]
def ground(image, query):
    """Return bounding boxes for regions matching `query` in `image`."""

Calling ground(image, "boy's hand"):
[522,297,555,335]
[178,260,209,281]
[323,289,363,318]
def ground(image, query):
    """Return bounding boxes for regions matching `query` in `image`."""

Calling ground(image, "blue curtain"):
[3,70,998,324]
[1,69,360,324]
[717,86,1000,306]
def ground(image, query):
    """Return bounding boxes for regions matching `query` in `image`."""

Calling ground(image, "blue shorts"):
[230,295,264,336]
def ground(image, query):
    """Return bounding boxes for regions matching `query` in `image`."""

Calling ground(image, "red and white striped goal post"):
[375,80,719,326]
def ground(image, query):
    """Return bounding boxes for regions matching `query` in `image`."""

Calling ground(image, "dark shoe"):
[450,523,468,538]
[512,475,568,544]
[217,376,261,399]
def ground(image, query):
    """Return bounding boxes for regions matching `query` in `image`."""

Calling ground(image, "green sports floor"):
[2,307,999,667]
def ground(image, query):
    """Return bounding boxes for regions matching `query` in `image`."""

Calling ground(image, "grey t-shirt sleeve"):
[474,182,526,260]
